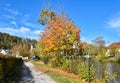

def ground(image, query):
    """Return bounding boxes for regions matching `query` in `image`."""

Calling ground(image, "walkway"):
[20,62,56,83]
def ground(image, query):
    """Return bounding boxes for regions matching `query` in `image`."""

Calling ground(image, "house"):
[108,42,120,52]
[107,42,120,57]
[15,51,28,60]
[0,49,7,55]
[0,49,12,55]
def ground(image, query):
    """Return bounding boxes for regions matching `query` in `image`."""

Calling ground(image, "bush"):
[0,55,23,81]
[61,59,78,74]
[117,55,120,63]
[78,61,95,81]
[49,56,64,67]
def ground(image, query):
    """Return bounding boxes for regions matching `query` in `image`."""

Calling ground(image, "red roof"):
[108,42,120,49]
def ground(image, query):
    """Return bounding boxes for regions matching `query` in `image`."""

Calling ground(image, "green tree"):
[0,32,37,49]
[12,43,30,57]
[38,8,56,25]
[92,36,107,62]
[96,47,107,62]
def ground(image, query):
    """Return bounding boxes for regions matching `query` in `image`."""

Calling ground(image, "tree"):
[37,8,80,66]
[96,47,107,62]
[38,8,56,25]
[92,36,107,62]
[12,43,30,57]
[92,36,106,47]
[79,42,87,55]
[0,32,37,49]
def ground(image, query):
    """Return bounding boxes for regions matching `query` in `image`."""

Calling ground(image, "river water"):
[94,62,120,83]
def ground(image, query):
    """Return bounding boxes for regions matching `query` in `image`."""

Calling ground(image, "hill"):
[0,32,37,49]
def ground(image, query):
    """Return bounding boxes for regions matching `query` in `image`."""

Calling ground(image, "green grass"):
[32,61,50,67]
[47,72,80,83]
[33,61,84,83]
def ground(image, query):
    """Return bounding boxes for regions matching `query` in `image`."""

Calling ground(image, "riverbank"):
[33,61,83,83]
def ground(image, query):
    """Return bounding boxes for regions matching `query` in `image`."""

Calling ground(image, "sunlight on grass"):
[47,72,80,83]
[33,61,85,83]
[32,61,50,67]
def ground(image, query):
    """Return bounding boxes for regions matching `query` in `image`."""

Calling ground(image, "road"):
[20,62,56,83]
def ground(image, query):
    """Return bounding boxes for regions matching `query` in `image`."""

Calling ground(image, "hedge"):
[0,54,23,82]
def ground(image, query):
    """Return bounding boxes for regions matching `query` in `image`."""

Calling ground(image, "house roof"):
[108,42,120,49]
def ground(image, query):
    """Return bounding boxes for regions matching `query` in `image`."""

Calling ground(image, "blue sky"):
[0,0,120,45]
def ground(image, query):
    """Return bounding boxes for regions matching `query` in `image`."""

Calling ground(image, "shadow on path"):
[20,62,56,83]
[1,61,56,83]
[7,62,56,83]
[4,62,34,83]
[19,62,34,83]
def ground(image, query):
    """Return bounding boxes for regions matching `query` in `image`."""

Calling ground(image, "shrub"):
[61,59,78,74]
[78,61,95,81]
[49,56,64,67]
[0,55,23,81]
[117,55,120,63]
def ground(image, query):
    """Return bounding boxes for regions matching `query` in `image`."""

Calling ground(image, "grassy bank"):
[33,61,109,83]
[33,61,86,83]
[48,72,80,83]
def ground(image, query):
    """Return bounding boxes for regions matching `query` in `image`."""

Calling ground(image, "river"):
[95,62,120,83]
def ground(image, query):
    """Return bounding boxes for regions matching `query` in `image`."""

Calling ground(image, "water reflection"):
[95,63,120,83]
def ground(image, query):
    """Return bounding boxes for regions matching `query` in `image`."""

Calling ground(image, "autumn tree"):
[12,43,31,57]
[38,8,56,25]
[79,42,87,55]
[37,8,80,66]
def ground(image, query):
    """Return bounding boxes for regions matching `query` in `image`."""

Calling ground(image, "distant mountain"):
[0,32,37,49]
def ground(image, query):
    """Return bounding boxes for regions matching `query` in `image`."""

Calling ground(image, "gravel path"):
[20,62,56,83]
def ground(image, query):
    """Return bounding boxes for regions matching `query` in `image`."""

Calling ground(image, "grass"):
[47,72,80,83]
[33,61,84,83]
[32,61,50,67]
[33,61,108,83]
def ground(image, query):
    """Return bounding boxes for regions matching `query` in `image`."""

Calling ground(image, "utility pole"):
[84,54,91,83]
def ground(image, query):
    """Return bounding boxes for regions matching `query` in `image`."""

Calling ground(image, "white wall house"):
[0,49,7,55]
[107,42,120,57]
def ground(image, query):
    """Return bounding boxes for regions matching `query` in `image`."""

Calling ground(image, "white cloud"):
[33,30,42,35]
[20,26,30,32]
[24,22,36,27]
[107,12,120,28]
[0,26,30,34]
[0,4,42,40]
[0,27,19,35]
[81,36,91,43]
[0,27,40,40]
[3,15,15,19]
[22,14,30,22]
[10,21,17,27]
[108,17,120,28]
[81,37,86,42]
[4,8,19,15]
[20,14,37,28]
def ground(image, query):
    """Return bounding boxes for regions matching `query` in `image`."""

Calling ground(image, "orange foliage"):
[38,15,80,56]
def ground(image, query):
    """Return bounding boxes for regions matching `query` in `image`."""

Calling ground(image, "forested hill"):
[0,32,37,49]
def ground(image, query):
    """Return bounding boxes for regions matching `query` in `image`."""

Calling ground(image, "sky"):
[0,0,120,45]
